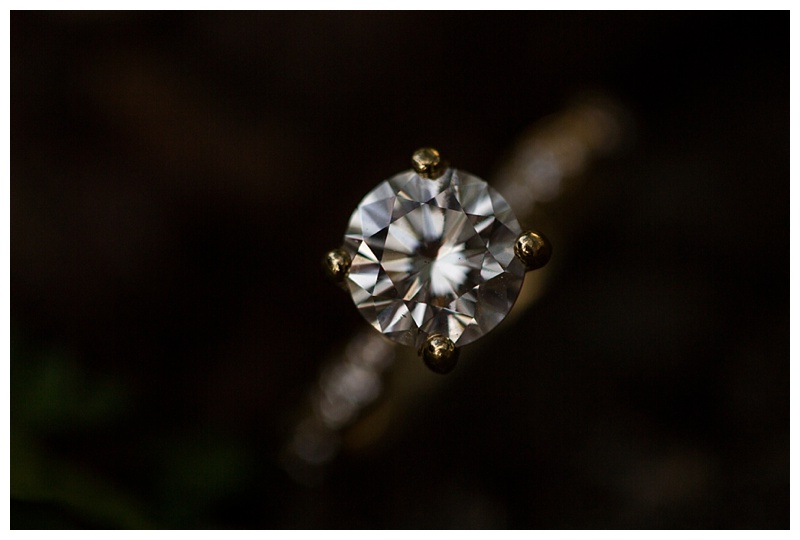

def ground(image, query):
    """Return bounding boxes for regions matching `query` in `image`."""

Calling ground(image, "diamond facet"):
[343,168,525,349]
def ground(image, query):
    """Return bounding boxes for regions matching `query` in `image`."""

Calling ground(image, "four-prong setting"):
[325,148,551,375]
[514,230,552,271]
[420,334,460,375]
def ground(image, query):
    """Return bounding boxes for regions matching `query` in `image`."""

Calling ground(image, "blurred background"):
[11,12,787,529]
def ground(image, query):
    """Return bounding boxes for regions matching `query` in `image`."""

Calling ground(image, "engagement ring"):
[324,148,551,374]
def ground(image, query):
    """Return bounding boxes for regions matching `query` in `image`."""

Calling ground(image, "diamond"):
[343,168,525,349]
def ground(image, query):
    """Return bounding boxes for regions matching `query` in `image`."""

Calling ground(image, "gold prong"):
[411,148,446,179]
[323,247,351,283]
[420,334,459,374]
[514,230,552,271]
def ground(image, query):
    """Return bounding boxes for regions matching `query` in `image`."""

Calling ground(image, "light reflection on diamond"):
[344,168,524,349]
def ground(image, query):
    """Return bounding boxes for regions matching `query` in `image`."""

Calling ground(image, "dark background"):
[11,12,788,529]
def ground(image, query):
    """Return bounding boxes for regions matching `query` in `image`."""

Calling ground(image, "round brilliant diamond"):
[344,168,524,349]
